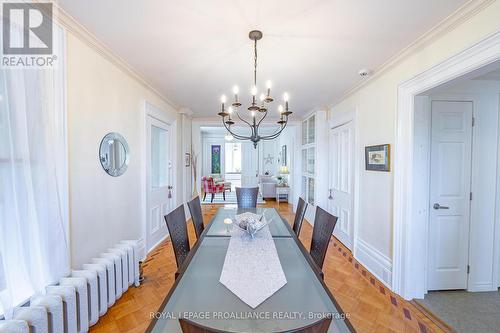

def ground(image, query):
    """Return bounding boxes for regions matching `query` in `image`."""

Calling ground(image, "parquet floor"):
[89,201,443,333]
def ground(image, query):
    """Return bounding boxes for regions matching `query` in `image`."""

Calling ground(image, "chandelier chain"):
[253,39,258,86]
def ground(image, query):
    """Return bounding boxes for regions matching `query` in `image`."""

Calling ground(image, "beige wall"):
[66,32,183,267]
[330,1,500,274]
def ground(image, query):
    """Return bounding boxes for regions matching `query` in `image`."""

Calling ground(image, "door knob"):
[168,185,173,189]
[328,189,333,200]
[433,203,449,210]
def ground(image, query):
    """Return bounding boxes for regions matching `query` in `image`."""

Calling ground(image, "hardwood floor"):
[89,201,443,333]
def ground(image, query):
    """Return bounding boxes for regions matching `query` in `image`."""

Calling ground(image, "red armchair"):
[201,176,225,202]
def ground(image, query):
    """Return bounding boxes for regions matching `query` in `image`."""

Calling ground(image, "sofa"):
[259,175,277,199]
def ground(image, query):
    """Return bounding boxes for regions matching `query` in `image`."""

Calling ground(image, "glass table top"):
[150,237,351,333]
[205,207,292,238]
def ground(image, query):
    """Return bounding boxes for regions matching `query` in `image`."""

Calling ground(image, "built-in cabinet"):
[301,111,328,222]
[301,115,316,205]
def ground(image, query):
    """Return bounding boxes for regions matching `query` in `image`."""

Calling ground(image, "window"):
[225,143,242,173]
[0,25,68,318]
[151,125,169,187]
[301,115,315,205]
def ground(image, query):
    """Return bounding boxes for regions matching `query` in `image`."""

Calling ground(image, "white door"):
[428,101,473,290]
[241,142,259,187]
[146,116,173,252]
[328,122,355,250]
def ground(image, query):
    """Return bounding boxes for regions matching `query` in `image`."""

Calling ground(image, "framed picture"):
[281,145,287,166]
[365,144,390,172]
[185,152,191,167]
[211,145,221,174]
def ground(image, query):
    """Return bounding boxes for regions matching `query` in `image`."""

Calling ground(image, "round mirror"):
[99,132,130,177]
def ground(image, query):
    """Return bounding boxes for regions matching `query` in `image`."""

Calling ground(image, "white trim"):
[393,31,500,300]
[336,0,495,105]
[356,238,393,288]
[493,92,500,290]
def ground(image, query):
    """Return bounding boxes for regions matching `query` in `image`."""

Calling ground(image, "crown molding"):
[336,0,496,105]
[47,2,178,110]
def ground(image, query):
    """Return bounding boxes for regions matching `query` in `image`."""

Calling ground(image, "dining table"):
[147,206,355,333]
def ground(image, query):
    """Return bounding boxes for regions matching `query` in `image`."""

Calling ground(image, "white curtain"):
[0,22,68,319]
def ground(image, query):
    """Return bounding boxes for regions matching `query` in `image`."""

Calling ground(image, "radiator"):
[30,295,64,333]
[0,239,141,333]
[60,277,89,333]
[0,320,29,333]
[90,257,116,307]
[71,270,99,326]
[13,306,48,333]
[47,285,78,333]
[100,252,123,299]
[82,263,107,316]
[120,240,140,287]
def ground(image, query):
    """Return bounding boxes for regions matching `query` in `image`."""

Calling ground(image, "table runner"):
[219,224,287,309]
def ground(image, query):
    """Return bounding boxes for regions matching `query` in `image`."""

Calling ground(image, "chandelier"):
[218,30,292,148]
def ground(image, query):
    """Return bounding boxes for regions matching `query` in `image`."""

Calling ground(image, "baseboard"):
[355,238,393,288]
[468,282,497,292]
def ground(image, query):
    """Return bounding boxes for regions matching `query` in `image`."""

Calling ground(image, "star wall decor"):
[264,154,274,165]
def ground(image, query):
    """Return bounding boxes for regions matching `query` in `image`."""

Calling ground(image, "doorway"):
[393,32,500,301]
[241,142,259,187]
[146,115,174,253]
[225,142,242,190]
[328,120,355,250]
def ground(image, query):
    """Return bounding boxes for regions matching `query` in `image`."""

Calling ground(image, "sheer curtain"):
[0,22,68,319]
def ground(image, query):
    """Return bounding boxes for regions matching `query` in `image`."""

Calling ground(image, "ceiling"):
[58,0,469,117]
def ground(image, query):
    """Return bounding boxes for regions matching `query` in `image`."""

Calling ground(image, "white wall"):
[329,2,500,288]
[66,32,182,267]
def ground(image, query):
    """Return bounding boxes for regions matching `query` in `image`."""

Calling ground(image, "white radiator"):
[47,285,78,333]
[82,263,107,316]
[0,239,140,333]
[0,320,29,333]
[30,295,64,333]
[90,257,116,307]
[109,248,128,292]
[120,240,140,287]
[60,277,89,333]
[13,306,48,333]
[71,270,99,326]
[100,252,123,300]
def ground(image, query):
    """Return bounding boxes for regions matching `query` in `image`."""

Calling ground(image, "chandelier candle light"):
[218,30,292,148]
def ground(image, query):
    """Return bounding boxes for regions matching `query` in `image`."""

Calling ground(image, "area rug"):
[414,290,500,333]
[200,191,266,205]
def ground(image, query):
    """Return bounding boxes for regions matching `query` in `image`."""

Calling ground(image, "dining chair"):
[292,197,308,237]
[179,316,331,333]
[187,196,204,240]
[310,206,338,270]
[235,187,259,208]
[164,204,190,271]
